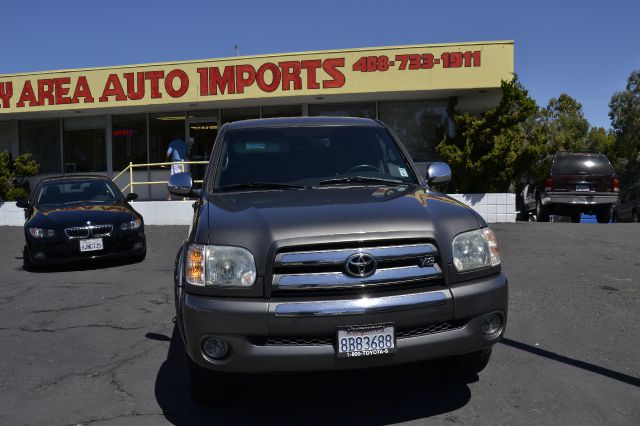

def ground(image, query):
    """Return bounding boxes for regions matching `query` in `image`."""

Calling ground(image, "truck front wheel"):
[446,347,493,377]
[184,352,214,402]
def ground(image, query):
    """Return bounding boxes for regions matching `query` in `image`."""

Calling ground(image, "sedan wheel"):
[22,246,35,271]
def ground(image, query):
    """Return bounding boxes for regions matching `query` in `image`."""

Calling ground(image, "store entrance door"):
[187,118,218,185]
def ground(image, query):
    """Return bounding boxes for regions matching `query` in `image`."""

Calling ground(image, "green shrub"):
[0,151,40,201]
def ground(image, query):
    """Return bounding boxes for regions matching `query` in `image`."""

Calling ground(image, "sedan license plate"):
[79,238,103,252]
[337,324,396,358]
[576,184,590,192]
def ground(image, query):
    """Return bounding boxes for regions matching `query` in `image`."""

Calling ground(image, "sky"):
[2,0,639,129]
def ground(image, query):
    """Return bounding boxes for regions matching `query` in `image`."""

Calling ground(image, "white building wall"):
[0,194,516,226]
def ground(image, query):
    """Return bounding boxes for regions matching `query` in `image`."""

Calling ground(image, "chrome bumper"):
[273,290,448,317]
[179,273,508,373]
[543,192,618,205]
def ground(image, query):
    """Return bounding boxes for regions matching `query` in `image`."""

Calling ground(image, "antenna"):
[234,45,239,56]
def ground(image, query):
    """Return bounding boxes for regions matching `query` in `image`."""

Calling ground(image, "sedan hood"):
[199,186,482,274]
[30,204,137,228]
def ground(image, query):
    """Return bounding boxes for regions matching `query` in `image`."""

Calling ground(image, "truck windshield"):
[212,125,418,191]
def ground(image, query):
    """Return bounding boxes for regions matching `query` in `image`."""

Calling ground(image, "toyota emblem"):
[345,253,377,278]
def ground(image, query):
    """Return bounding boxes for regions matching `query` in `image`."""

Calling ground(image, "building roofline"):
[0,40,515,78]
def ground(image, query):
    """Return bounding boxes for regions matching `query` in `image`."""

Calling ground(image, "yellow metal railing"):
[113,160,209,194]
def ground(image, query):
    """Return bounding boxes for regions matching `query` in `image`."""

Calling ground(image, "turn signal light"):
[613,177,619,192]
[186,245,205,285]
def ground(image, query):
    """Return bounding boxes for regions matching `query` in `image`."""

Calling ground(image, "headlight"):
[28,228,55,238]
[120,218,142,230]
[186,244,257,287]
[452,228,500,272]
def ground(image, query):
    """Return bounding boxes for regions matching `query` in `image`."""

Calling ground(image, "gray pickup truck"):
[169,117,508,399]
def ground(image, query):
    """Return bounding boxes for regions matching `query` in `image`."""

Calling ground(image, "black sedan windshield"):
[36,180,120,206]
[213,125,417,191]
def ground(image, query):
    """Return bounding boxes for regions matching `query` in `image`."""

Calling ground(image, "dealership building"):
[0,40,514,199]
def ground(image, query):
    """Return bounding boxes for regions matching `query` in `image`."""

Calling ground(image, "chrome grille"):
[272,242,442,291]
[64,224,113,239]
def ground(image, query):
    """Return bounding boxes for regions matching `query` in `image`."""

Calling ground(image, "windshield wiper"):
[220,182,308,191]
[316,176,405,186]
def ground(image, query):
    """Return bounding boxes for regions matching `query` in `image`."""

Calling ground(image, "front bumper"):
[178,272,508,373]
[543,192,618,206]
[27,231,145,265]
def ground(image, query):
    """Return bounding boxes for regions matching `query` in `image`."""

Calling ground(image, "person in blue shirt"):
[165,132,189,175]
[165,132,189,200]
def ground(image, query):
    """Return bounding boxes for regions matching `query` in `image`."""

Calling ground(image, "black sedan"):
[17,175,146,269]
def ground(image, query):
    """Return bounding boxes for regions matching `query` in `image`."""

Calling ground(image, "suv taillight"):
[544,178,553,192]
[614,177,619,192]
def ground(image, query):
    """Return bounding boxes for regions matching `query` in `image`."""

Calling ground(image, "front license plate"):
[79,238,103,252]
[576,184,590,192]
[337,324,396,358]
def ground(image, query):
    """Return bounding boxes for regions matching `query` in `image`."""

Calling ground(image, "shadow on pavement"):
[21,256,145,273]
[501,338,640,387]
[153,325,473,425]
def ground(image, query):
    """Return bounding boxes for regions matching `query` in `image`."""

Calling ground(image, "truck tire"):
[596,207,613,224]
[446,348,493,377]
[536,196,549,222]
[184,351,213,402]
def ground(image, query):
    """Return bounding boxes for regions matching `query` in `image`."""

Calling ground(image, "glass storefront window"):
[149,112,185,168]
[378,101,447,162]
[221,107,260,125]
[308,102,375,118]
[261,105,302,118]
[112,114,147,171]
[63,116,107,173]
[19,120,62,173]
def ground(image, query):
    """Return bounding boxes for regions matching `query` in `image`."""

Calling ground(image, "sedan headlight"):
[28,228,55,238]
[120,218,142,231]
[186,244,257,287]
[452,228,500,272]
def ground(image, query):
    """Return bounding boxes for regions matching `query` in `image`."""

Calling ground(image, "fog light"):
[202,337,229,359]
[133,242,144,250]
[481,313,503,337]
[34,252,46,259]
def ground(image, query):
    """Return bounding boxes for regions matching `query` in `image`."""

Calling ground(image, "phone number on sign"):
[352,51,481,72]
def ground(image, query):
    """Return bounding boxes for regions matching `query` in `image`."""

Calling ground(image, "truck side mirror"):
[427,162,452,185]
[126,192,139,201]
[168,172,195,197]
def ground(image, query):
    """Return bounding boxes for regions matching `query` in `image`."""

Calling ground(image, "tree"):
[0,151,40,201]
[538,94,591,154]
[585,127,616,156]
[608,70,640,185]
[436,77,540,193]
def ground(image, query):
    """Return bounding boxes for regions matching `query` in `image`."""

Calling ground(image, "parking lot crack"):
[71,411,165,425]
[18,324,146,333]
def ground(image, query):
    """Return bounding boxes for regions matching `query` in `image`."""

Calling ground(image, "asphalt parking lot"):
[0,223,638,425]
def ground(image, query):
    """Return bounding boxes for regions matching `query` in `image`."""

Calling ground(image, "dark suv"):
[614,182,640,222]
[168,117,508,399]
[522,152,618,223]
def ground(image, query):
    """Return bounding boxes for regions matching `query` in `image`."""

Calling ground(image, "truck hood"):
[198,186,482,275]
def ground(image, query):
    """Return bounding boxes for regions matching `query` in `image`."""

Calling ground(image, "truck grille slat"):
[256,321,466,346]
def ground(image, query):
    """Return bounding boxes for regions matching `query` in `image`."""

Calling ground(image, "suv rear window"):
[552,156,614,176]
